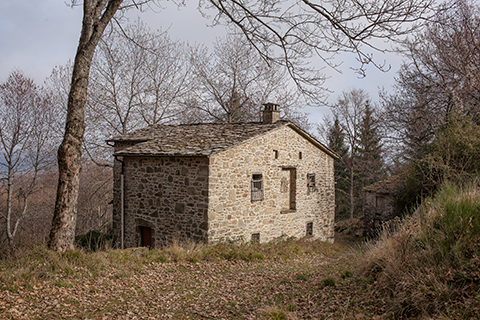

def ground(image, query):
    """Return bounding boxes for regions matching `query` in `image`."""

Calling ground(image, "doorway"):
[280,168,296,212]
[140,226,152,248]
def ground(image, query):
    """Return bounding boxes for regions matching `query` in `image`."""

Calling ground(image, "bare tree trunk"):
[48,0,123,252]
[6,171,14,247]
[349,161,354,220]
[6,164,35,248]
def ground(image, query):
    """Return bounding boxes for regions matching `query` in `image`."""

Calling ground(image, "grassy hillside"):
[1,182,478,319]
[358,182,480,319]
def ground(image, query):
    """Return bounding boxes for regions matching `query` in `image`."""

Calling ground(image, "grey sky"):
[0,1,402,124]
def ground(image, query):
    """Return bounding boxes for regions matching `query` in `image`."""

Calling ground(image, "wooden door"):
[140,226,152,248]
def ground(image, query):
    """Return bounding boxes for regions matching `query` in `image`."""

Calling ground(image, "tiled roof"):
[108,120,338,158]
[109,121,290,157]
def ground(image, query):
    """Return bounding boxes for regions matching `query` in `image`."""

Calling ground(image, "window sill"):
[281,209,296,214]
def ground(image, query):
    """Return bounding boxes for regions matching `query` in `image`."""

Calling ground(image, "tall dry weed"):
[357,182,480,319]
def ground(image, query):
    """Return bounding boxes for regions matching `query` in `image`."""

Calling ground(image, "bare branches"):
[382,0,480,161]
[185,34,311,128]
[201,0,435,94]
[0,71,57,247]
[328,88,381,218]
[85,19,189,161]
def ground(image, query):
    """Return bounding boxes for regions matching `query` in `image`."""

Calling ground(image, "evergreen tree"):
[327,116,350,219]
[357,102,385,188]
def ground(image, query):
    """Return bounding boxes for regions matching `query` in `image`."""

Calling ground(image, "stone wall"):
[208,126,335,243]
[112,142,209,248]
[112,125,336,248]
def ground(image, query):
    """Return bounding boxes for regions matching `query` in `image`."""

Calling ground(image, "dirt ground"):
[0,236,383,320]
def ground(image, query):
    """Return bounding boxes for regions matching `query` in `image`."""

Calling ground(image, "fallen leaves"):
[0,244,383,319]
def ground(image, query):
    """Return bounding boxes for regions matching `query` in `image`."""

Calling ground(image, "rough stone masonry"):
[109,104,338,248]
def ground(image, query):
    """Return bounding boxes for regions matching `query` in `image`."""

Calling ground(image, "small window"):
[307,173,316,190]
[251,174,264,201]
[299,152,303,159]
[306,222,313,237]
[251,233,260,242]
[274,150,278,159]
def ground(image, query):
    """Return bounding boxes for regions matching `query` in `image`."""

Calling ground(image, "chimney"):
[262,103,280,124]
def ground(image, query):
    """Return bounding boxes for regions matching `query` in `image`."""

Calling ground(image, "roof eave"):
[286,123,340,159]
[106,138,151,143]
[113,153,210,158]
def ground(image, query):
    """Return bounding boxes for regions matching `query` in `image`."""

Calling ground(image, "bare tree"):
[44,64,71,138]
[0,71,57,248]
[383,0,480,161]
[48,0,125,252]
[330,88,369,219]
[185,34,310,128]
[86,19,189,162]
[49,0,436,251]
[76,161,113,235]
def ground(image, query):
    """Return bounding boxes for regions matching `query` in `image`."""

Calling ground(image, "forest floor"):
[0,233,383,320]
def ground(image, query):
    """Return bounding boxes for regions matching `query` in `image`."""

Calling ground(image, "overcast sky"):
[0,0,403,124]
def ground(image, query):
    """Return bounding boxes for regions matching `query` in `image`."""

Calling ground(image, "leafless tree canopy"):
[185,34,311,129]
[330,88,369,219]
[382,0,480,161]
[85,20,189,162]
[0,71,58,248]
[321,88,385,219]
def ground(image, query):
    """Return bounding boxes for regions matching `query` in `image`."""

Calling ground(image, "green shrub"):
[418,183,480,264]
[340,269,352,279]
[75,230,112,252]
[398,114,480,211]
[319,277,335,289]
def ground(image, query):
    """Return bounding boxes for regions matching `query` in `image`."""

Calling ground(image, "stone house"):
[363,175,403,236]
[107,104,338,248]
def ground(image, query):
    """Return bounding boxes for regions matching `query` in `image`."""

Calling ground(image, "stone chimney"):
[262,103,280,124]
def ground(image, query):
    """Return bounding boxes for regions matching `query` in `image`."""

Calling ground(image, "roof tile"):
[109,121,290,156]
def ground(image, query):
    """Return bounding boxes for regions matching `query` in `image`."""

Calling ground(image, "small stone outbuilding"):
[363,175,403,236]
[108,104,338,248]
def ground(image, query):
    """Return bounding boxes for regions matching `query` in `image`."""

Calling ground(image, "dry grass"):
[0,237,344,292]
[357,182,480,319]
[257,305,298,320]
[4,185,478,320]
[0,237,371,319]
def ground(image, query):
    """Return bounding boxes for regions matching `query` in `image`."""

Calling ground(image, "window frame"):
[280,167,297,212]
[307,173,316,192]
[306,222,313,237]
[251,173,264,202]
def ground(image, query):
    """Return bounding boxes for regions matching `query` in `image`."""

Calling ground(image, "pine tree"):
[357,102,384,188]
[327,117,350,219]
